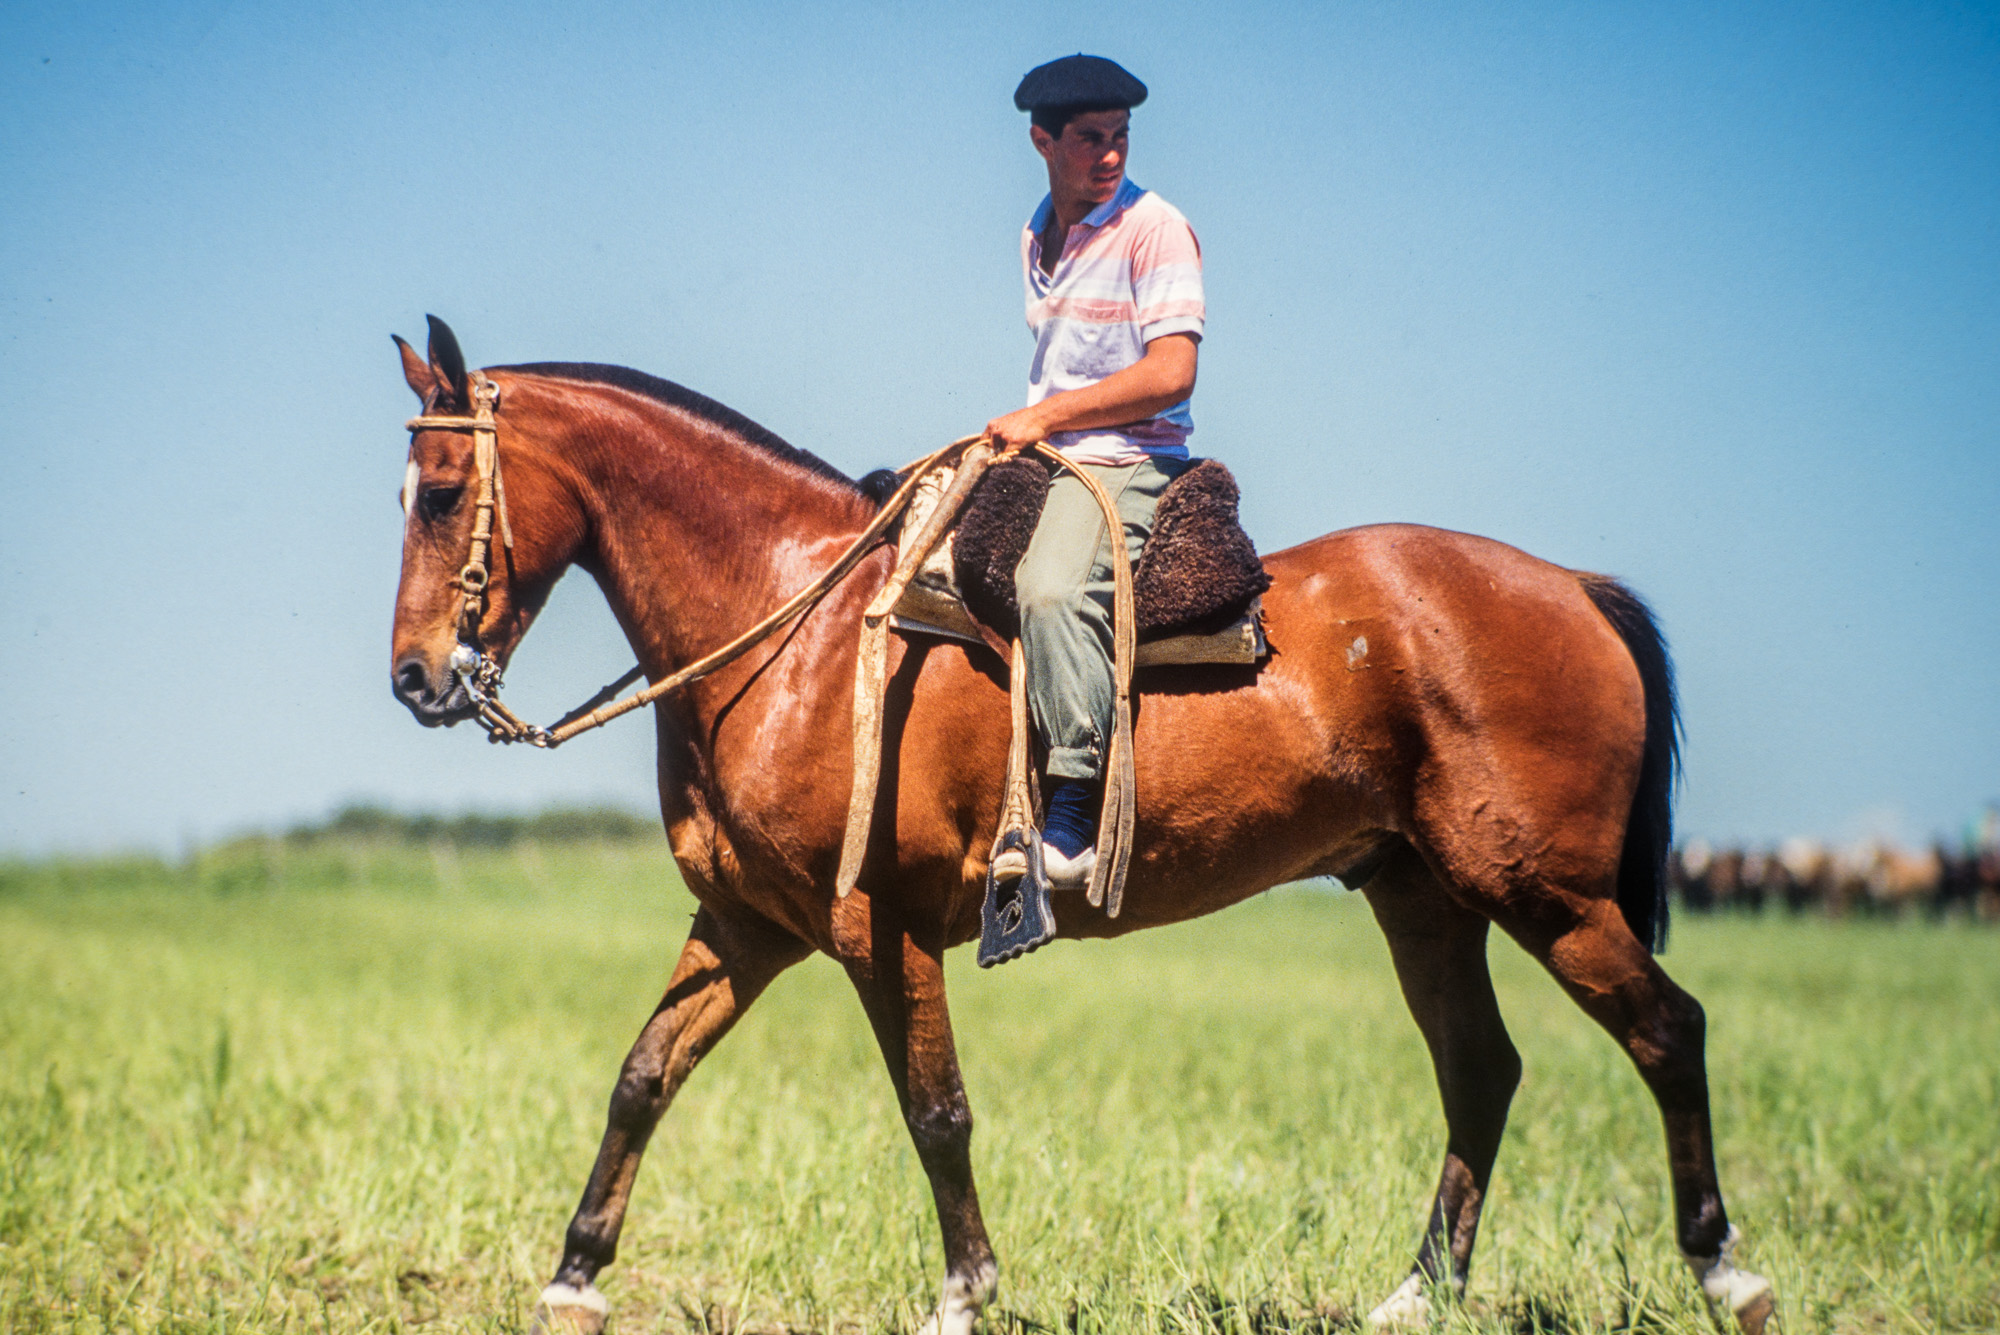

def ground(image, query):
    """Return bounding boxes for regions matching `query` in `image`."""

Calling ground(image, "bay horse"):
[387,319,1774,1334]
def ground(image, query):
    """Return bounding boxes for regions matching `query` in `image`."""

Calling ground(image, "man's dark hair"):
[1030,102,1128,139]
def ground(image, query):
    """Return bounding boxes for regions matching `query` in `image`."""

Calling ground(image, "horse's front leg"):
[845,901,997,1335]
[535,906,809,1334]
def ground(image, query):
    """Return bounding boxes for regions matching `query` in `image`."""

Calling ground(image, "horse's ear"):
[394,333,435,404]
[425,314,469,411]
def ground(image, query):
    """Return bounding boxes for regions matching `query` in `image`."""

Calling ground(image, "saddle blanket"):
[890,456,1269,667]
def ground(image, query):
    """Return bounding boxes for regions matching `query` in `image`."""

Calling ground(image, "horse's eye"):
[419,486,464,523]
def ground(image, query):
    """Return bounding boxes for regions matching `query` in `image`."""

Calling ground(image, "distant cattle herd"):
[1671,817,2000,921]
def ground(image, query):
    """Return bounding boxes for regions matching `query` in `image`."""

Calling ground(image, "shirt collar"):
[1084,176,1144,228]
[1029,193,1055,236]
[1027,175,1145,236]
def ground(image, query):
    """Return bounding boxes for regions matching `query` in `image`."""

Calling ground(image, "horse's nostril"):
[395,659,430,701]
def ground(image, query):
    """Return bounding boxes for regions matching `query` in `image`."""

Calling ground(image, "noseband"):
[405,378,978,749]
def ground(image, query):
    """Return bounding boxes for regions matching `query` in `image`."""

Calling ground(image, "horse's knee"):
[905,1097,973,1166]
[607,1064,666,1133]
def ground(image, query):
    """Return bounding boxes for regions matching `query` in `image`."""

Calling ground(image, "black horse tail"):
[1574,572,1681,954]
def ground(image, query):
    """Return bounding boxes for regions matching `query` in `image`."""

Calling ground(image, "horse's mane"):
[494,362,888,499]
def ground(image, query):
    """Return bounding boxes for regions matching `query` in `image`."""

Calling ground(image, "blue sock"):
[1042,780,1099,858]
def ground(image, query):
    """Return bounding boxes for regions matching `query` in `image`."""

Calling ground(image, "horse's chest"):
[667,810,826,939]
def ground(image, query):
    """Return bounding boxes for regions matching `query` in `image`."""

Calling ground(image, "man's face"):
[1032,108,1130,207]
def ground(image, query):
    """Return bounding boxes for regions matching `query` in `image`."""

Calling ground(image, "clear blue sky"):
[3,1,1995,855]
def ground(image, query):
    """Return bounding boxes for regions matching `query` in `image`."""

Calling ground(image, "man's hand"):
[985,404,1053,450]
[983,333,1197,451]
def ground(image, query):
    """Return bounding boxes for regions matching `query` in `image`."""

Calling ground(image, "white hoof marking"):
[1366,1274,1433,1329]
[533,1282,609,1335]
[1685,1226,1775,1334]
[919,1261,997,1335]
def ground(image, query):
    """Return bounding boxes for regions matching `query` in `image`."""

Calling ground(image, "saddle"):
[833,446,1271,970]
[889,456,1271,665]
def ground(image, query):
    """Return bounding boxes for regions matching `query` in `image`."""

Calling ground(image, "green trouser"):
[1015,454,1191,782]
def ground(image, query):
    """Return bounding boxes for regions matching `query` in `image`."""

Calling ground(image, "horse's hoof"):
[918,1260,997,1335]
[1704,1269,1774,1335]
[1729,1284,1776,1335]
[532,1282,609,1335]
[1365,1274,1432,1328]
[1686,1226,1774,1335]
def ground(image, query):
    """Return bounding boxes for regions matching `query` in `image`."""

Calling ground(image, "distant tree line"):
[284,803,660,848]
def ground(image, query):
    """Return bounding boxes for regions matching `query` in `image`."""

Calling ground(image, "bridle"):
[404,376,977,749]
[405,373,554,744]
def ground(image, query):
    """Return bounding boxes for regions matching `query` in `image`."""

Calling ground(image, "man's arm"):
[985,333,1197,448]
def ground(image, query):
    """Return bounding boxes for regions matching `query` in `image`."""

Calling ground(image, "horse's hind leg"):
[1360,846,1522,1328]
[535,907,809,1334]
[844,901,996,1335]
[1487,892,1774,1333]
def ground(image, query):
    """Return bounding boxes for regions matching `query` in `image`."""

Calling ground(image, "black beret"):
[1013,54,1147,114]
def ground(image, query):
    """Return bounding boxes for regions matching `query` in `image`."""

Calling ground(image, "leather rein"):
[405,376,974,749]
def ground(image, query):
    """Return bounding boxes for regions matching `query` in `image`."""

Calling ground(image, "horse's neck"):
[559,397,875,679]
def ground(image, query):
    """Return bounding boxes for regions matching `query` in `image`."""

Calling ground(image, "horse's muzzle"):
[392,652,476,726]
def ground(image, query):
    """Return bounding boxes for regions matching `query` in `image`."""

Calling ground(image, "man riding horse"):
[983,54,1205,889]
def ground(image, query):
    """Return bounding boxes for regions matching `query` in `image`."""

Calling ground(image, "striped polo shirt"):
[1022,175,1205,465]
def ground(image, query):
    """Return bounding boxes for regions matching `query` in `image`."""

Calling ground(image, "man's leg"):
[1014,455,1186,871]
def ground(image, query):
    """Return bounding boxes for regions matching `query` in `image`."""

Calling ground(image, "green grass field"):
[3,840,1995,1334]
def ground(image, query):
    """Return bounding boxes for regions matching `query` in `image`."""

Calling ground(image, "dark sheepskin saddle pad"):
[952,457,1271,641]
